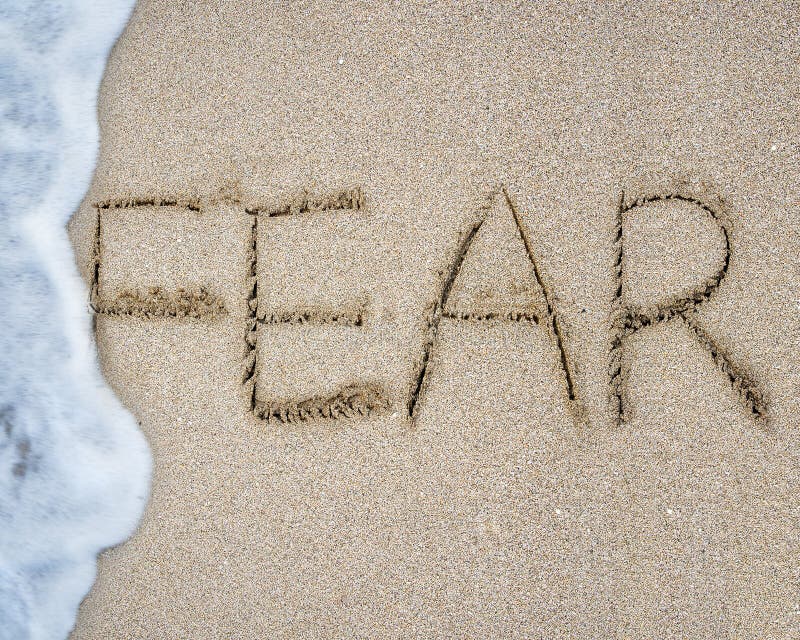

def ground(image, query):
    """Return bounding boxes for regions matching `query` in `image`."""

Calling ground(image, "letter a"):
[408,187,580,425]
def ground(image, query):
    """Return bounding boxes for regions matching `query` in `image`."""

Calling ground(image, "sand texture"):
[68,1,799,637]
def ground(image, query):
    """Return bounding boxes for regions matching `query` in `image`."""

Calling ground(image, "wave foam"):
[0,1,150,638]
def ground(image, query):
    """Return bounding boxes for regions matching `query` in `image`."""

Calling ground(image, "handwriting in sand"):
[91,184,767,427]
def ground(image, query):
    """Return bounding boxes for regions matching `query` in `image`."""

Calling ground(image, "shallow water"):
[0,2,150,638]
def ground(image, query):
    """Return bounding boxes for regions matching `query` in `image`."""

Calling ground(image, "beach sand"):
[68,1,799,637]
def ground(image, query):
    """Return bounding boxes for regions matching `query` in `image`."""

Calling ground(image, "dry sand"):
[67,1,799,637]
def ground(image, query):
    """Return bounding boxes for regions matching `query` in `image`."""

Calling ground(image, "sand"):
[67,1,799,637]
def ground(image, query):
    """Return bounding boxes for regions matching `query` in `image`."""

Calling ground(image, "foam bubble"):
[0,1,150,638]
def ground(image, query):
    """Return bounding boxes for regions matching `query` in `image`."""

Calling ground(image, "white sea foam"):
[0,2,150,639]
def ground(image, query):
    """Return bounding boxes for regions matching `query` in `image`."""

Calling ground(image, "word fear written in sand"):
[90,185,767,427]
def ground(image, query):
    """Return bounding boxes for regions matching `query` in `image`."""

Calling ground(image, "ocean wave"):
[0,1,151,639]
